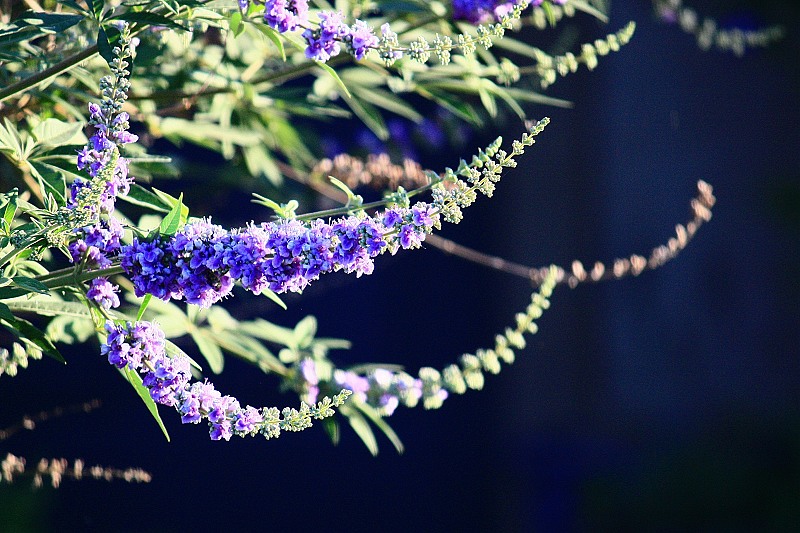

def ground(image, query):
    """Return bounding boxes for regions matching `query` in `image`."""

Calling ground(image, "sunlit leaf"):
[345,406,379,456]
[190,329,224,374]
[121,365,171,441]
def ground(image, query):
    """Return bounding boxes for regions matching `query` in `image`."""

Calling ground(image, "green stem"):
[40,264,125,290]
[294,181,439,221]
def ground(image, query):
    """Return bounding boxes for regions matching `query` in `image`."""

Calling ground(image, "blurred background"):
[1,0,798,530]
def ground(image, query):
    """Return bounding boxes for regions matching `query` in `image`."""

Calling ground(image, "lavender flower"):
[120,203,439,306]
[68,27,138,311]
[101,321,349,441]
[347,20,378,60]
[303,11,349,62]
[263,0,309,33]
[86,278,120,310]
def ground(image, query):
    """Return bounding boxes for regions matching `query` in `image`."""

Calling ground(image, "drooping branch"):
[296,155,715,287]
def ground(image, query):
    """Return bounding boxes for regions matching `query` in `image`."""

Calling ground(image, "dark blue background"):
[2,0,798,530]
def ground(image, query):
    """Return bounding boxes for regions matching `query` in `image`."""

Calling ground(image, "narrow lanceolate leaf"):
[358,403,404,454]
[158,193,184,236]
[1,189,17,234]
[259,288,287,310]
[121,366,171,442]
[152,188,189,220]
[316,61,351,99]
[0,13,84,48]
[190,329,224,374]
[97,26,114,64]
[256,23,285,60]
[120,183,171,213]
[136,293,152,321]
[345,407,379,456]
[3,298,90,318]
[323,417,340,446]
[86,0,105,21]
[28,161,67,203]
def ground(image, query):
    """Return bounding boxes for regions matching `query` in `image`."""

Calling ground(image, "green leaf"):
[158,193,185,236]
[4,298,90,318]
[242,145,282,185]
[11,276,49,295]
[0,12,84,48]
[256,24,286,61]
[345,407,379,456]
[190,329,224,374]
[570,0,609,22]
[58,0,90,15]
[351,86,424,123]
[136,293,152,321]
[207,330,285,374]
[477,86,498,117]
[45,314,95,344]
[97,26,114,64]
[346,97,388,140]
[110,11,188,31]
[121,366,170,441]
[0,302,65,363]
[32,118,85,147]
[229,10,243,37]
[1,189,18,234]
[418,87,482,126]
[0,287,27,299]
[28,161,67,204]
[322,417,340,446]
[358,403,404,454]
[0,117,24,157]
[86,0,105,21]
[119,183,171,213]
[542,2,556,27]
[329,177,356,201]
[316,61,351,99]
[238,318,294,346]
[259,288,287,310]
[293,315,317,349]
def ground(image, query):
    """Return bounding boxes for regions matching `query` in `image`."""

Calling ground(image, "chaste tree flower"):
[102,320,349,441]
[120,204,439,308]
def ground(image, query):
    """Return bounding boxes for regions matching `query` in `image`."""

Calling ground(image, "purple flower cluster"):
[73,103,137,215]
[102,321,265,441]
[178,381,264,440]
[264,0,308,33]
[102,321,190,407]
[121,204,439,308]
[255,0,378,62]
[301,11,379,62]
[69,101,138,310]
[68,217,123,269]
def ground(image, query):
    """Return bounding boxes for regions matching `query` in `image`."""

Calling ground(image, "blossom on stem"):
[120,203,439,307]
[101,321,348,441]
[263,0,309,33]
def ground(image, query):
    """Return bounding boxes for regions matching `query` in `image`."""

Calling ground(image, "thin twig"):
[281,157,715,287]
